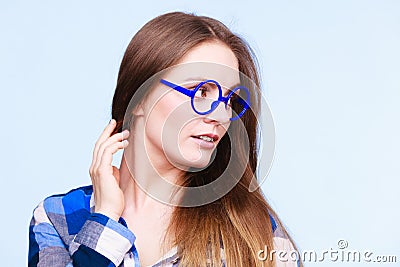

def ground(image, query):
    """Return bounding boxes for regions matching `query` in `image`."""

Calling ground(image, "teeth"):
[198,136,213,142]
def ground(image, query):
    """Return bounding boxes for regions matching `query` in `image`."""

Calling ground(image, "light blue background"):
[1,1,399,266]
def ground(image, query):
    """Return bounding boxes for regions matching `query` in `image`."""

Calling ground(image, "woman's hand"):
[89,119,130,221]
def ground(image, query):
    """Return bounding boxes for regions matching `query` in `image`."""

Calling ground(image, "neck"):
[118,118,185,213]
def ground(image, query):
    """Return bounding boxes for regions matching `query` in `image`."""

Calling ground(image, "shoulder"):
[268,212,301,267]
[268,212,288,239]
[41,185,94,216]
[31,185,94,245]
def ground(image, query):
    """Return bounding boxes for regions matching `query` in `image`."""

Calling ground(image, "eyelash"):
[190,84,211,97]
[188,83,237,104]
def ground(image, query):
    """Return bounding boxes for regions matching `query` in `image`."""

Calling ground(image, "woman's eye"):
[227,93,238,107]
[194,86,209,98]
[227,97,234,107]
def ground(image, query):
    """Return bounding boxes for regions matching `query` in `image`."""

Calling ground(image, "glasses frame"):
[160,79,250,121]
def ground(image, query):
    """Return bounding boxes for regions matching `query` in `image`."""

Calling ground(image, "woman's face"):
[137,41,240,170]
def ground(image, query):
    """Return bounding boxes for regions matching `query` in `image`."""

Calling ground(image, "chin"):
[181,148,218,170]
[168,140,219,170]
[187,159,212,169]
[166,151,210,170]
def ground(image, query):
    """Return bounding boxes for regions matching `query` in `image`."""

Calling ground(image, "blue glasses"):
[160,79,250,121]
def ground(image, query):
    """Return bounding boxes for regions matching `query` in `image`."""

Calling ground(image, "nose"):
[202,102,231,125]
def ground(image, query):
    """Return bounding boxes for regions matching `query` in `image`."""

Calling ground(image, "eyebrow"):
[181,77,211,85]
[182,77,241,92]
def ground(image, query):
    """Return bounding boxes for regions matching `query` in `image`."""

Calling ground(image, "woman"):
[28,12,301,267]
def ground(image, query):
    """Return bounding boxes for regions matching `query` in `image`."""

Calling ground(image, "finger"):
[97,140,129,177]
[102,129,130,148]
[90,120,118,174]
[94,130,129,171]
[94,119,117,159]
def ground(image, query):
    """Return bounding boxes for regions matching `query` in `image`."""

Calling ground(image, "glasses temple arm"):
[160,79,195,98]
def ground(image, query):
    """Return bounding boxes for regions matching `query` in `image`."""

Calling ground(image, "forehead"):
[162,63,241,89]
[178,41,239,70]
[162,41,241,88]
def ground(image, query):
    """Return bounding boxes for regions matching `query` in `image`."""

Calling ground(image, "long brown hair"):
[111,12,301,267]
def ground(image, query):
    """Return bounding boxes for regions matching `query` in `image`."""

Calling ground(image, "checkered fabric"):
[28,185,299,267]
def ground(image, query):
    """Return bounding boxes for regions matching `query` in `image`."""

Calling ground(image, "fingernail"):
[122,129,129,138]
[109,119,115,125]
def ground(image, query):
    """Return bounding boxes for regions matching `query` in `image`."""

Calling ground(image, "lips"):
[191,133,219,142]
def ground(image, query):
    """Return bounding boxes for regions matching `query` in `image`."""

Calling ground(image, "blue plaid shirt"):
[28,185,299,267]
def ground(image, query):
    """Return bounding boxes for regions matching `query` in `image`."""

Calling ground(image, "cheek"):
[221,122,230,136]
[216,121,231,143]
[145,93,193,146]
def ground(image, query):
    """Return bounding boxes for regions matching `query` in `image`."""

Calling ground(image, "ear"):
[132,102,145,116]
